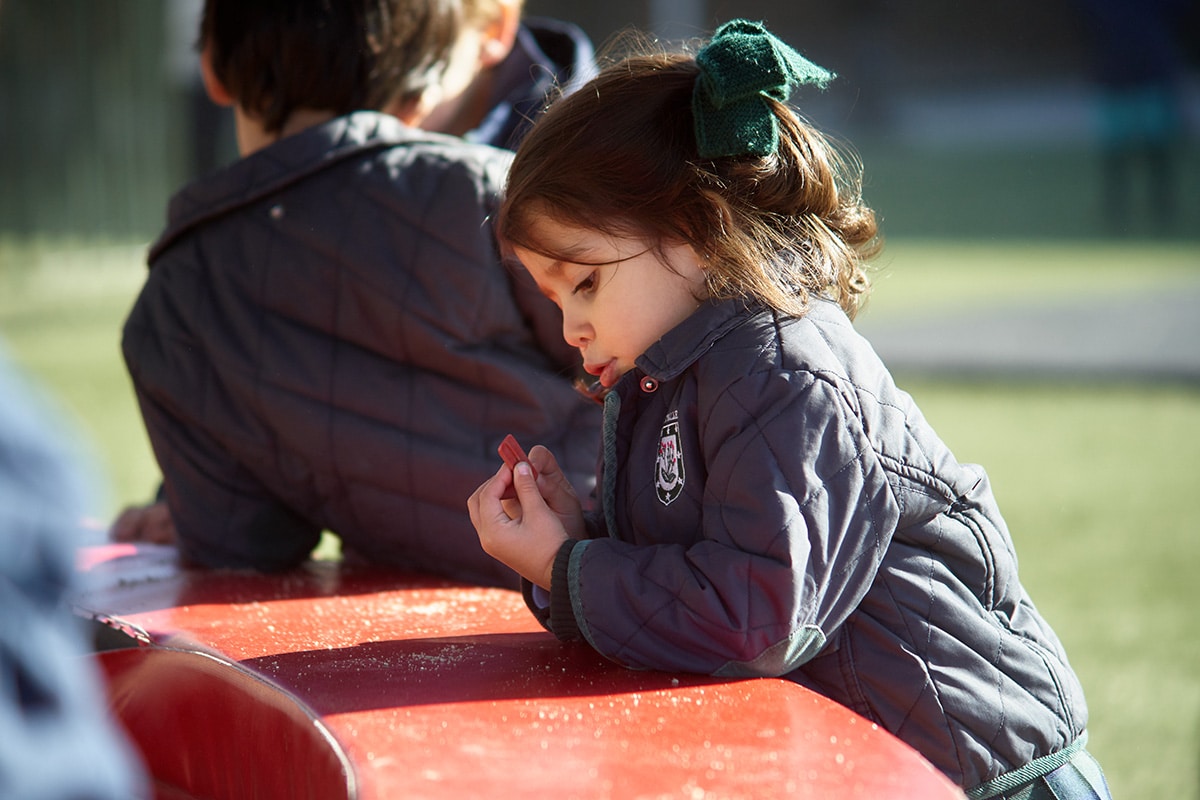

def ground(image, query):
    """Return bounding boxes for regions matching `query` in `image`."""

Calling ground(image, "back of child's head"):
[201,0,468,134]
[499,21,880,319]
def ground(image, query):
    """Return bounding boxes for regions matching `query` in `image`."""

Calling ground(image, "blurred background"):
[2,0,1198,239]
[1,1,1197,799]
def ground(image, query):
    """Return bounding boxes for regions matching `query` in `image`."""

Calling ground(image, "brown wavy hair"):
[498,50,881,320]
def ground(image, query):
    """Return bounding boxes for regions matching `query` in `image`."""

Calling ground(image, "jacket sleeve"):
[550,370,900,677]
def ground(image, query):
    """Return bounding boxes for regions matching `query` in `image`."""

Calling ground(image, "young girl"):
[467,20,1111,800]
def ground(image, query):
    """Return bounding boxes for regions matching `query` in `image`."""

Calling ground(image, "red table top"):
[74,544,963,800]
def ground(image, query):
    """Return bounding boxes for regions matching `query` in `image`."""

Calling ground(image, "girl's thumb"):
[513,461,542,502]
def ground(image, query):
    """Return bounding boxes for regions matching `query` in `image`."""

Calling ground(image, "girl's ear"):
[199,42,234,107]
[479,0,521,69]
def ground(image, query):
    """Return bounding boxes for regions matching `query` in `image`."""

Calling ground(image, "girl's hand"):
[468,454,578,590]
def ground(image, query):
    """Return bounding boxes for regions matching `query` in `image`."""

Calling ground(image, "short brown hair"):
[201,0,466,134]
[498,51,880,320]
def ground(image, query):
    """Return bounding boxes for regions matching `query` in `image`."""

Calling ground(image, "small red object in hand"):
[498,435,537,500]
[498,435,537,477]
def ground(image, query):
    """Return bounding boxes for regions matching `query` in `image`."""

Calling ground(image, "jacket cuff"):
[520,578,551,632]
[549,539,582,641]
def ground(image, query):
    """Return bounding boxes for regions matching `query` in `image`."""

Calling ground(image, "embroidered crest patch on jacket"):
[655,410,685,505]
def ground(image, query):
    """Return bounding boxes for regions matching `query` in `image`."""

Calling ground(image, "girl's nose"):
[561,307,590,348]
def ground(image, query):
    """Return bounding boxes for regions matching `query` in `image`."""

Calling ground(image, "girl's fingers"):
[468,467,512,526]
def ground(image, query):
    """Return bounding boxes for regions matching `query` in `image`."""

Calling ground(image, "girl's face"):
[513,215,707,390]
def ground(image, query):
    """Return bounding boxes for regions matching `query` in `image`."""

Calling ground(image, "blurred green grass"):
[0,238,158,511]
[1,236,1197,799]
[856,142,1200,242]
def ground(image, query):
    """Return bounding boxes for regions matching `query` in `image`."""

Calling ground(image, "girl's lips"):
[585,360,618,388]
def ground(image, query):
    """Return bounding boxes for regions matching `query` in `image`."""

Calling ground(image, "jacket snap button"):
[269,204,285,220]
[640,376,659,393]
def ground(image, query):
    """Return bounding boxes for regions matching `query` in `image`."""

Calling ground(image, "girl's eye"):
[572,272,597,295]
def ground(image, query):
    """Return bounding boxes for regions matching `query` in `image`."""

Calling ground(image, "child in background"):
[119,0,600,587]
[467,20,1111,798]
[418,0,596,149]
[112,0,598,561]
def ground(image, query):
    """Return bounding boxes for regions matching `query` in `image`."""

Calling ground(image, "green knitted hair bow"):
[692,19,835,159]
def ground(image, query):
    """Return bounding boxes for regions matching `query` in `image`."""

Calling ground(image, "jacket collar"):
[630,294,848,389]
[468,19,598,149]
[149,112,437,262]
[633,298,761,384]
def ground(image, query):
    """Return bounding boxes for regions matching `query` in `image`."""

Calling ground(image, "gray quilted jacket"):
[123,112,600,586]
[536,296,1088,788]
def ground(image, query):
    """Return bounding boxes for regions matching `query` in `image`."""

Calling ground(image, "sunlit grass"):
[0,238,157,512]
[2,236,1197,798]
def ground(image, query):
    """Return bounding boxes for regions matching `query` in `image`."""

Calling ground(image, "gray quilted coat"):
[123,112,600,586]
[535,296,1088,789]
